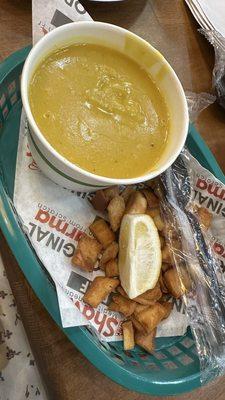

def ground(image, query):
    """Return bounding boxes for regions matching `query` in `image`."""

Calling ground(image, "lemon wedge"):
[118,214,161,299]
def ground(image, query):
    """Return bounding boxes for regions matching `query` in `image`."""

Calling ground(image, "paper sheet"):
[13,111,189,340]
[32,0,91,45]
[13,0,225,341]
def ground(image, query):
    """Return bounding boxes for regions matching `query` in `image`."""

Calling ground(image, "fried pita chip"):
[196,207,212,230]
[103,186,119,202]
[145,207,160,218]
[90,219,115,249]
[162,222,178,239]
[159,273,168,294]
[134,303,149,315]
[161,263,171,273]
[135,329,156,353]
[164,268,185,298]
[153,185,164,200]
[83,277,119,308]
[107,196,125,232]
[179,266,191,292]
[105,259,119,277]
[121,187,135,203]
[117,286,128,298]
[108,302,121,313]
[153,213,164,231]
[162,244,173,264]
[100,241,119,266]
[161,302,173,319]
[160,294,172,303]
[171,238,182,251]
[135,303,166,333]
[91,190,109,212]
[133,284,162,305]
[91,187,119,211]
[145,178,159,190]
[117,284,162,304]
[72,235,102,272]
[159,235,165,249]
[123,321,135,350]
[141,189,159,209]
[109,294,136,317]
[130,316,146,333]
[125,191,147,215]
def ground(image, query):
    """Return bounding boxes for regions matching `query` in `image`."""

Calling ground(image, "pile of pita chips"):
[72,184,209,353]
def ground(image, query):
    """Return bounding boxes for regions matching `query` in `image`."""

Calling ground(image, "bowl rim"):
[21,20,189,185]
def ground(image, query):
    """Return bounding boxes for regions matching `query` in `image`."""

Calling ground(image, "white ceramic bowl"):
[21,21,188,192]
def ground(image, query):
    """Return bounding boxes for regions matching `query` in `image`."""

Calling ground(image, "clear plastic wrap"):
[200,29,225,109]
[186,91,216,122]
[159,148,225,384]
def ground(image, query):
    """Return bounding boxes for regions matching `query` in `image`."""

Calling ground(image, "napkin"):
[0,255,47,400]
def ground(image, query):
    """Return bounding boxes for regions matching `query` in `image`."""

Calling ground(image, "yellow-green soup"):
[29,44,170,178]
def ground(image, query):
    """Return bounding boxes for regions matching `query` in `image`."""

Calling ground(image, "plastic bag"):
[186,91,216,122]
[158,148,225,384]
[200,29,225,109]
[151,84,225,383]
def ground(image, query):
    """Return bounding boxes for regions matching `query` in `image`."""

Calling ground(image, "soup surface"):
[29,44,170,178]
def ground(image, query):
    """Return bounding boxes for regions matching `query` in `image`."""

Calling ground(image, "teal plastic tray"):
[1,47,225,396]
